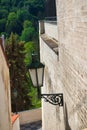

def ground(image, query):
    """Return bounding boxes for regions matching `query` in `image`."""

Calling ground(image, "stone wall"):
[40,0,87,130]
[0,38,12,130]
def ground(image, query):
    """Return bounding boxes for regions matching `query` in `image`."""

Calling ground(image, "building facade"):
[39,0,87,130]
[0,38,12,130]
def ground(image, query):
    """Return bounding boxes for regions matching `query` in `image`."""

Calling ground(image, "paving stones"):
[20,120,42,130]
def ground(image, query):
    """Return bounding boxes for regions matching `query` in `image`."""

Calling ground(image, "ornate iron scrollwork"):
[41,94,63,106]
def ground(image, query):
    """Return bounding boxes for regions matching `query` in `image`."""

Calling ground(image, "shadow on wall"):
[64,103,71,130]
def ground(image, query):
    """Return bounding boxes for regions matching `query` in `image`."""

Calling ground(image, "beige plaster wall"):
[44,21,58,41]
[19,108,42,125]
[0,39,12,130]
[56,0,87,129]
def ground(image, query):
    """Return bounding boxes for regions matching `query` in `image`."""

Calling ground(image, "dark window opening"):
[45,0,56,20]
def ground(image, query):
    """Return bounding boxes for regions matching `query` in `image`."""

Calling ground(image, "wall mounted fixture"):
[27,53,44,98]
[41,94,63,106]
[27,53,63,106]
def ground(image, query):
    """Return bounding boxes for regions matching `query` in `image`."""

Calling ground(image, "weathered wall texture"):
[40,0,87,130]
[19,108,42,125]
[44,21,58,40]
[0,38,12,130]
[56,0,87,129]
[40,37,65,130]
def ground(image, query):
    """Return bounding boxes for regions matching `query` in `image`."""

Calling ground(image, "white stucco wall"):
[12,117,20,130]
[39,20,58,41]
[40,37,65,130]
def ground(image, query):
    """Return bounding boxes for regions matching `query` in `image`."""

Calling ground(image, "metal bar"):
[41,94,63,106]
[36,69,41,99]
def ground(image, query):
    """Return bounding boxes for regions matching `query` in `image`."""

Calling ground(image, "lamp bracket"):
[41,94,63,106]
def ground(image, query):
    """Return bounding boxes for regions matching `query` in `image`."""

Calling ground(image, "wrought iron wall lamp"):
[27,53,63,106]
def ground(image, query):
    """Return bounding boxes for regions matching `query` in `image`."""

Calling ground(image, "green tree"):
[0,9,8,19]
[0,0,11,11]
[6,33,32,112]
[23,20,33,28]
[24,41,41,109]
[6,12,22,35]
[0,18,6,32]
[25,0,45,19]
[0,0,46,36]
[24,41,36,64]
[21,20,36,42]
[17,9,29,23]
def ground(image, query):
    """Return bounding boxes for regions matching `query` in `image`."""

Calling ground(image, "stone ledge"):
[41,34,59,55]
[19,108,42,125]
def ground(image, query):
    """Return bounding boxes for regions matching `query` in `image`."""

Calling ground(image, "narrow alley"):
[20,121,42,130]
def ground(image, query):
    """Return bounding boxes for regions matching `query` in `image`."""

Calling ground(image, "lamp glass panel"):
[29,69,37,87]
[37,68,44,87]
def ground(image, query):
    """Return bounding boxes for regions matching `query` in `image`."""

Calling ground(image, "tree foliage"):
[6,33,32,111]
[0,0,46,36]
[0,0,46,111]
[0,18,6,32]
[6,33,41,111]
[0,9,8,19]
[6,12,22,35]
[24,41,41,109]
[21,20,36,42]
